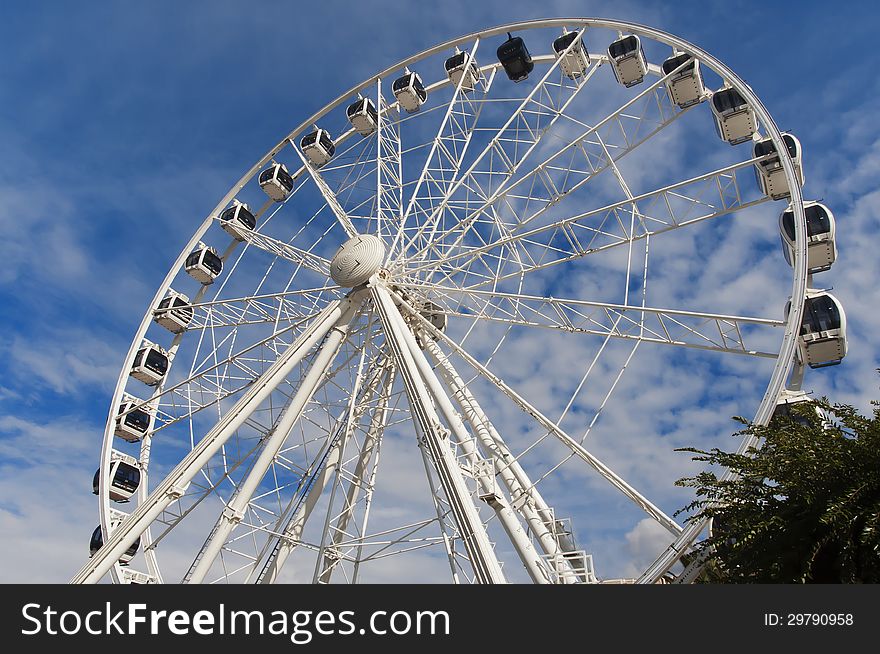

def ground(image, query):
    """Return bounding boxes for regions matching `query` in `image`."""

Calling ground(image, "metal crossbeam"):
[404,284,784,357]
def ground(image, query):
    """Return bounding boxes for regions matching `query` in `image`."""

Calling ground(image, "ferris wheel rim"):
[89,17,809,585]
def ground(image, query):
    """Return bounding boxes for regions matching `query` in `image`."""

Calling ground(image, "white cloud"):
[0,415,101,582]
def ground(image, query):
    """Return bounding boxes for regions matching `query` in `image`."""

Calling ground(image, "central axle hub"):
[330,234,386,287]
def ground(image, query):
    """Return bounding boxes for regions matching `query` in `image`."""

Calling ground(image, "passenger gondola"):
[130,340,170,385]
[300,128,336,168]
[497,32,533,82]
[422,300,447,335]
[753,133,804,200]
[392,69,427,113]
[346,97,379,136]
[661,52,705,108]
[445,50,480,92]
[219,201,256,240]
[552,31,590,79]
[786,292,847,368]
[118,568,155,584]
[185,243,222,284]
[411,300,447,349]
[771,390,825,428]
[93,453,141,502]
[153,289,192,333]
[608,34,647,87]
[114,395,153,442]
[779,201,836,274]
[259,162,295,202]
[90,525,140,565]
[710,86,757,145]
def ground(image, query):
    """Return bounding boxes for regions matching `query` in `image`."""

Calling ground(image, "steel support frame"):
[187,299,362,583]
[257,358,393,583]
[73,295,362,583]
[425,340,581,582]
[315,364,396,583]
[371,282,506,583]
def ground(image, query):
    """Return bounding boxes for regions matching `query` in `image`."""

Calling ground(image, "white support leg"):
[417,433,463,584]
[70,296,356,584]
[425,339,581,582]
[392,290,683,538]
[316,364,396,583]
[258,359,391,584]
[187,299,362,583]
[371,283,506,584]
[383,304,549,583]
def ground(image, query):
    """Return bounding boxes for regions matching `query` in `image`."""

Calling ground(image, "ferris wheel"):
[72,18,846,585]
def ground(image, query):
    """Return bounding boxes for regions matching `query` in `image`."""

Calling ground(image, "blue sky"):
[1,0,878,582]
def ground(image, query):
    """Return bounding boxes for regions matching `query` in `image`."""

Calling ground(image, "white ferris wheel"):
[73,18,846,585]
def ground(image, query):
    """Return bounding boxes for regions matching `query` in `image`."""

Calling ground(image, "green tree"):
[675,392,880,583]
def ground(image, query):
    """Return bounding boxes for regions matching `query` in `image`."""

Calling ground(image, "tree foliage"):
[675,391,880,583]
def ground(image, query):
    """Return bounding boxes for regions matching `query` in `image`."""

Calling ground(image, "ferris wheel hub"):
[330,234,386,287]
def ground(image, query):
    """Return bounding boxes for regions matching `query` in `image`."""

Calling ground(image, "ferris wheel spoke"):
[293,144,359,238]
[313,362,396,584]
[187,298,364,583]
[404,283,783,357]
[255,353,393,584]
[425,341,584,582]
[372,283,508,583]
[180,286,340,331]
[373,78,404,242]
[389,38,493,260]
[75,295,368,583]
[410,155,771,289]
[395,299,683,537]
[137,313,341,434]
[239,228,332,278]
[401,53,695,269]
[396,30,592,266]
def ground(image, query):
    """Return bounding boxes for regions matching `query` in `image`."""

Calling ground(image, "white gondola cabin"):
[497,33,534,82]
[219,201,256,240]
[753,133,804,200]
[445,50,480,92]
[771,389,826,427]
[422,300,447,335]
[118,568,156,584]
[93,452,141,503]
[90,525,140,565]
[130,340,170,386]
[552,31,590,79]
[185,243,222,284]
[786,292,847,368]
[780,201,836,274]
[301,128,336,168]
[346,97,379,136]
[259,162,294,202]
[710,86,757,145]
[411,300,448,349]
[608,34,647,87]
[392,70,427,113]
[114,395,154,442]
[661,52,705,108]
[153,289,192,333]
